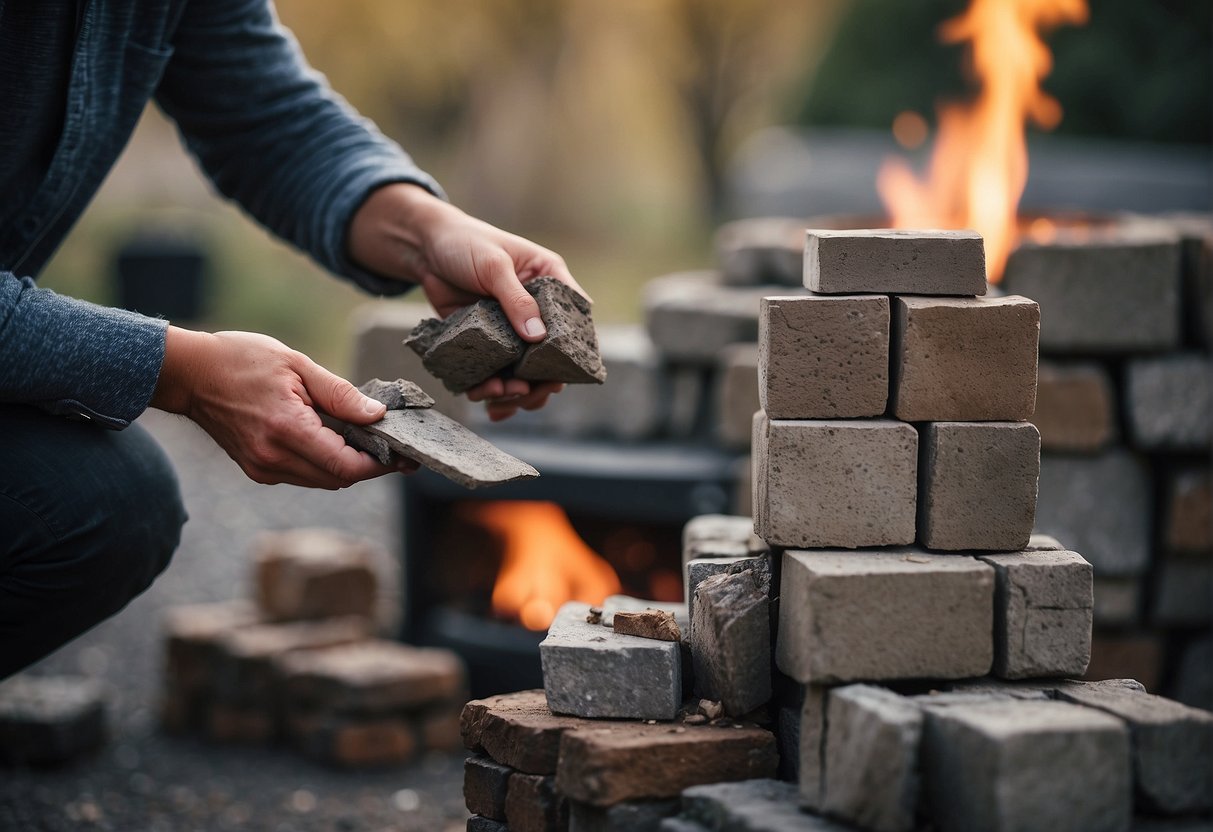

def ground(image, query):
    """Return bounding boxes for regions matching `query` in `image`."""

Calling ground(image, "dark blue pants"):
[0,405,186,679]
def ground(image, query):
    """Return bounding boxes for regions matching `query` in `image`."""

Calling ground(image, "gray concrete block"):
[759,294,889,419]
[799,685,828,810]
[1053,684,1213,814]
[1003,227,1182,354]
[464,755,513,821]
[1165,469,1213,555]
[777,550,994,684]
[540,602,681,720]
[570,799,680,832]
[682,779,854,831]
[1149,558,1213,629]
[405,301,525,393]
[919,422,1041,552]
[978,550,1094,679]
[891,295,1039,422]
[685,554,771,621]
[0,675,108,765]
[805,229,987,296]
[683,514,760,556]
[1125,354,1213,451]
[690,571,772,716]
[715,217,806,287]
[922,699,1132,832]
[715,343,760,449]
[1035,451,1152,577]
[1033,361,1117,452]
[822,685,923,832]
[1094,577,1141,628]
[753,416,918,548]
[515,277,607,385]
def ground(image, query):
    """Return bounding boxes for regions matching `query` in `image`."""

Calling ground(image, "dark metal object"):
[112,234,209,322]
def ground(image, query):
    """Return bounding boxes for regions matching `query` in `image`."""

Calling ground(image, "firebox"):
[398,435,739,697]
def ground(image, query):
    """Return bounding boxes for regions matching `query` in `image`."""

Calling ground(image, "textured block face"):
[1035,452,1151,577]
[406,301,525,393]
[1125,354,1213,451]
[891,295,1039,422]
[460,689,593,775]
[754,417,918,548]
[464,756,512,821]
[1033,362,1117,452]
[978,551,1093,679]
[1002,232,1182,354]
[690,571,772,716]
[715,343,760,449]
[777,551,994,684]
[253,529,378,622]
[805,228,987,296]
[540,602,681,720]
[822,686,923,832]
[515,277,607,385]
[715,217,806,287]
[685,554,771,620]
[922,700,1132,832]
[276,641,465,712]
[919,422,1041,551]
[505,773,568,832]
[759,295,890,419]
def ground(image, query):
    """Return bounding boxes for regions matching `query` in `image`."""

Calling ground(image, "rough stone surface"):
[919,422,1041,551]
[253,529,378,622]
[1149,559,1213,628]
[345,407,539,489]
[569,799,680,832]
[0,675,109,765]
[1165,469,1213,554]
[1002,228,1182,354]
[690,571,771,716]
[406,301,525,393]
[891,295,1039,422]
[1035,452,1152,577]
[682,779,854,831]
[777,550,994,684]
[715,343,760,449]
[515,277,606,385]
[683,515,763,559]
[1125,354,1213,451]
[799,685,828,810]
[460,689,592,775]
[505,772,568,832]
[1033,362,1117,452]
[822,685,923,832]
[759,294,890,419]
[978,550,1093,679]
[357,378,434,410]
[555,721,778,806]
[715,216,805,287]
[753,416,918,548]
[540,602,681,721]
[1053,685,1213,814]
[685,554,771,622]
[922,699,1132,832]
[613,610,681,642]
[805,228,987,295]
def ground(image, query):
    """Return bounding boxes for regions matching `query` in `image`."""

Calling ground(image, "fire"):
[472,501,622,631]
[877,0,1088,281]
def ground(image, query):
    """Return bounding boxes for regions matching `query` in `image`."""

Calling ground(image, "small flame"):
[877,0,1088,281]
[473,501,622,631]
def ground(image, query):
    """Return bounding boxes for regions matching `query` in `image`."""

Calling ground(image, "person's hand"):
[151,327,415,488]
[348,183,588,416]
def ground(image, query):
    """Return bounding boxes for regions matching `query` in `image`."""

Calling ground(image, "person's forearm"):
[347,182,459,283]
[150,326,217,416]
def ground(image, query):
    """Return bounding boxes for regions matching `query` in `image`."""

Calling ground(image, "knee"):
[105,433,187,593]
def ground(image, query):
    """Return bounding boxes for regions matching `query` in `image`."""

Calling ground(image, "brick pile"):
[159,528,467,768]
[1003,215,1212,702]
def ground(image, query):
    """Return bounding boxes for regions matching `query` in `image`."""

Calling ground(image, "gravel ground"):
[0,410,470,832]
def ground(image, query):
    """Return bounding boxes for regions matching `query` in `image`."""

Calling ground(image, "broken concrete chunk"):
[612,609,681,642]
[685,553,771,622]
[356,378,434,410]
[345,408,538,489]
[405,301,525,393]
[516,276,606,385]
[691,570,771,717]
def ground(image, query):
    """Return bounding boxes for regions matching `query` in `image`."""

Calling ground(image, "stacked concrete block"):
[714,343,759,449]
[252,528,378,622]
[1033,361,1117,452]
[714,217,806,287]
[0,675,109,766]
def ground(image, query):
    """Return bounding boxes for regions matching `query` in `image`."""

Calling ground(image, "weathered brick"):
[417,706,463,752]
[1165,469,1213,554]
[1035,452,1152,576]
[1054,684,1213,814]
[890,295,1039,422]
[799,685,828,810]
[298,715,418,767]
[506,772,569,832]
[805,229,986,296]
[1125,354,1213,451]
[715,343,760,449]
[541,602,681,721]
[1033,361,1117,452]
[684,554,771,622]
[822,685,922,832]
[978,550,1093,679]
[715,217,805,287]
[1093,577,1140,628]
[406,300,525,393]
[207,702,275,744]
[777,550,994,684]
[922,699,1131,832]
[569,798,680,832]
[919,422,1041,551]
[253,529,379,623]
[1003,228,1182,354]
[690,571,771,717]
[555,721,777,806]
[161,600,260,732]
[460,689,592,775]
[0,676,108,765]
[753,416,918,548]
[682,779,853,831]
[1149,558,1213,629]
[759,294,889,419]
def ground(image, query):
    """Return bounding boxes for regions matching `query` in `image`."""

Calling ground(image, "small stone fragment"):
[406,301,525,393]
[515,276,606,385]
[356,378,435,409]
[612,609,681,642]
[699,700,723,720]
[585,607,603,625]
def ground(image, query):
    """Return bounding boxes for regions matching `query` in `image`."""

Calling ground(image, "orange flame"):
[473,501,622,631]
[877,0,1088,281]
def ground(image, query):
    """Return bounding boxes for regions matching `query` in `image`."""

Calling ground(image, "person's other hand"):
[151,328,413,488]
